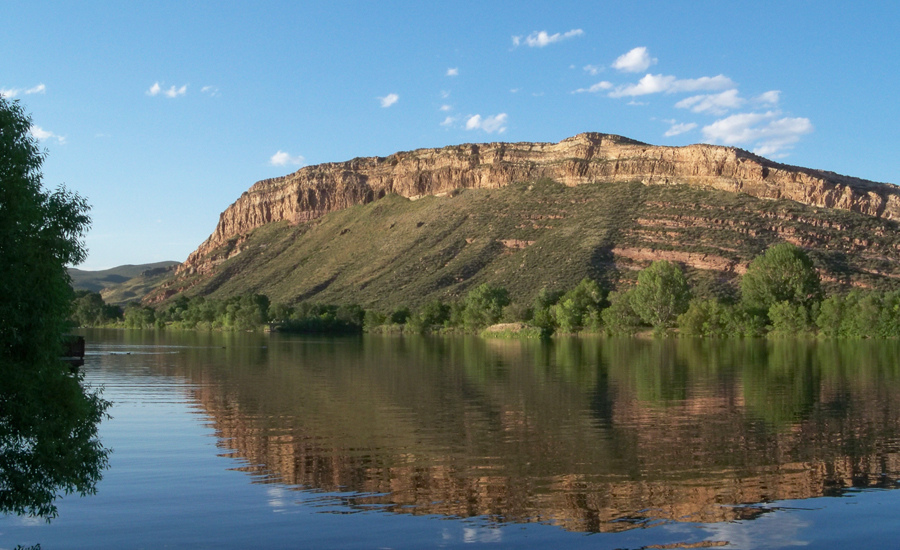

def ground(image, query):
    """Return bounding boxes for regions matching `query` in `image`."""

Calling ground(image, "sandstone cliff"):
[181,132,899,274]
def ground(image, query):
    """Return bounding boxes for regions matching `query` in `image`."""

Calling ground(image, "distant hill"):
[69,262,179,304]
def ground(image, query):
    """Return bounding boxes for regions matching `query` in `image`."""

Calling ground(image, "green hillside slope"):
[154,179,900,310]
[69,262,179,304]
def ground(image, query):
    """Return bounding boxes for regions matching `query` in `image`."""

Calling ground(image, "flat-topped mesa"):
[180,132,899,273]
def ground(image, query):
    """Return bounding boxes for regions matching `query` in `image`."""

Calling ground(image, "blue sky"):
[4,1,899,270]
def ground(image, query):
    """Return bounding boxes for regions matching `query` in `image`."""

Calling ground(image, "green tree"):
[768,301,810,336]
[462,283,510,331]
[815,294,845,338]
[601,289,643,335]
[677,298,730,337]
[630,260,691,331]
[551,278,604,333]
[123,303,156,329]
[71,290,122,327]
[1,97,91,369]
[531,288,563,333]
[0,97,109,519]
[741,243,821,319]
[407,300,451,333]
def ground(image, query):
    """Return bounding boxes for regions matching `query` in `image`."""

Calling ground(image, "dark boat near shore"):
[62,335,85,368]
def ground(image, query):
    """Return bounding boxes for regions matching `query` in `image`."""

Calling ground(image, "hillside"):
[69,262,179,305]
[177,132,900,280]
[147,179,900,310]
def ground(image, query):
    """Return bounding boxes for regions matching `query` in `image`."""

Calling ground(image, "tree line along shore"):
[72,243,900,340]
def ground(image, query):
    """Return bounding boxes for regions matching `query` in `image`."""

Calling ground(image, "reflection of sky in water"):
[698,511,811,549]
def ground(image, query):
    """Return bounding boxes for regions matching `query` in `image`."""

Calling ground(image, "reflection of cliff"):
[155,336,900,533]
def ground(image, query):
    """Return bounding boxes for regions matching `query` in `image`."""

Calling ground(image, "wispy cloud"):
[573,81,613,94]
[201,85,219,97]
[612,47,657,73]
[439,104,452,111]
[702,111,813,157]
[512,29,583,48]
[446,67,458,77]
[754,90,780,106]
[583,64,604,76]
[147,82,187,98]
[675,89,745,115]
[269,150,305,166]
[609,74,734,98]
[664,122,698,137]
[440,116,458,127]
[465,113,507,133]
[1,83,47,99]
[30,125,66,144]
[379,93,399,108]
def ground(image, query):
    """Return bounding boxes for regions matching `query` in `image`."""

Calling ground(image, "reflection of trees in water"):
[0,361,109,520]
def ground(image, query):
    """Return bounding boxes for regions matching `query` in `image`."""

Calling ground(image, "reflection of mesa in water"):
[148,336,900,533]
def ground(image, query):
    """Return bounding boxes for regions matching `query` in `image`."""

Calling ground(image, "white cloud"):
[664,122,698,137]
[164,85,187,98]
[439,104,452,111]
[583,64,604,76]
[201,85,219,96]
[269,150,305,166]
[675,89,745,115]
[754,90,781,105]
[30,125,66,144]
[440,90,450,99]
[440,116,457,127]
[465,113,507,133]
[574,81,613,94]
[612,47,657,73]
[147,82,187,98]
[379,93,399,108]
[1,83,46,98]
[609,73,734,98]
[702,111,813,156]
[513,29,583,48]
[609,74,675,97]
[446,67,458,77]
[668,75,736,93]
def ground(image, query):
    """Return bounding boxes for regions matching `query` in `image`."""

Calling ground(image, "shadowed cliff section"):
[180,132,900,277]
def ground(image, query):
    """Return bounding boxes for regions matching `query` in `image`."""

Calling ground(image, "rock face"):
[181,132,899,273]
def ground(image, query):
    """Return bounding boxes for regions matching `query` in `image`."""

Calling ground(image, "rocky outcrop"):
[181,132,899,273]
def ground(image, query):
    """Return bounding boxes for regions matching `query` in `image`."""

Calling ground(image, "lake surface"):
[3,330,900,548]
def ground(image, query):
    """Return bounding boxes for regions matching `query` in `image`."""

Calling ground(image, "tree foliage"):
[0,97,109,520]
[629,260,691,330]
[741,243,820,318]
[461,283,510,330]
[0,97,91,369]
[551,278,603,333]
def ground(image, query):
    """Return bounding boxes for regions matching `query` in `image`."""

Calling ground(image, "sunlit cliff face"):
[141,336,900,533]
[181,133,900,275]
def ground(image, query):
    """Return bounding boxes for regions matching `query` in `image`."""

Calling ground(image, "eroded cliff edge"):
[181,132,899,274]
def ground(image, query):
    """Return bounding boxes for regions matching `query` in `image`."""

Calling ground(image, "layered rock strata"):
[181,132,898,273]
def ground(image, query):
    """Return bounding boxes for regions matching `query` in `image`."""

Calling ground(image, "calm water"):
[3,330,900,548]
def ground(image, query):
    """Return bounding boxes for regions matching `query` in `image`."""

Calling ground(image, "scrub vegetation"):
[76,243,900,340]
